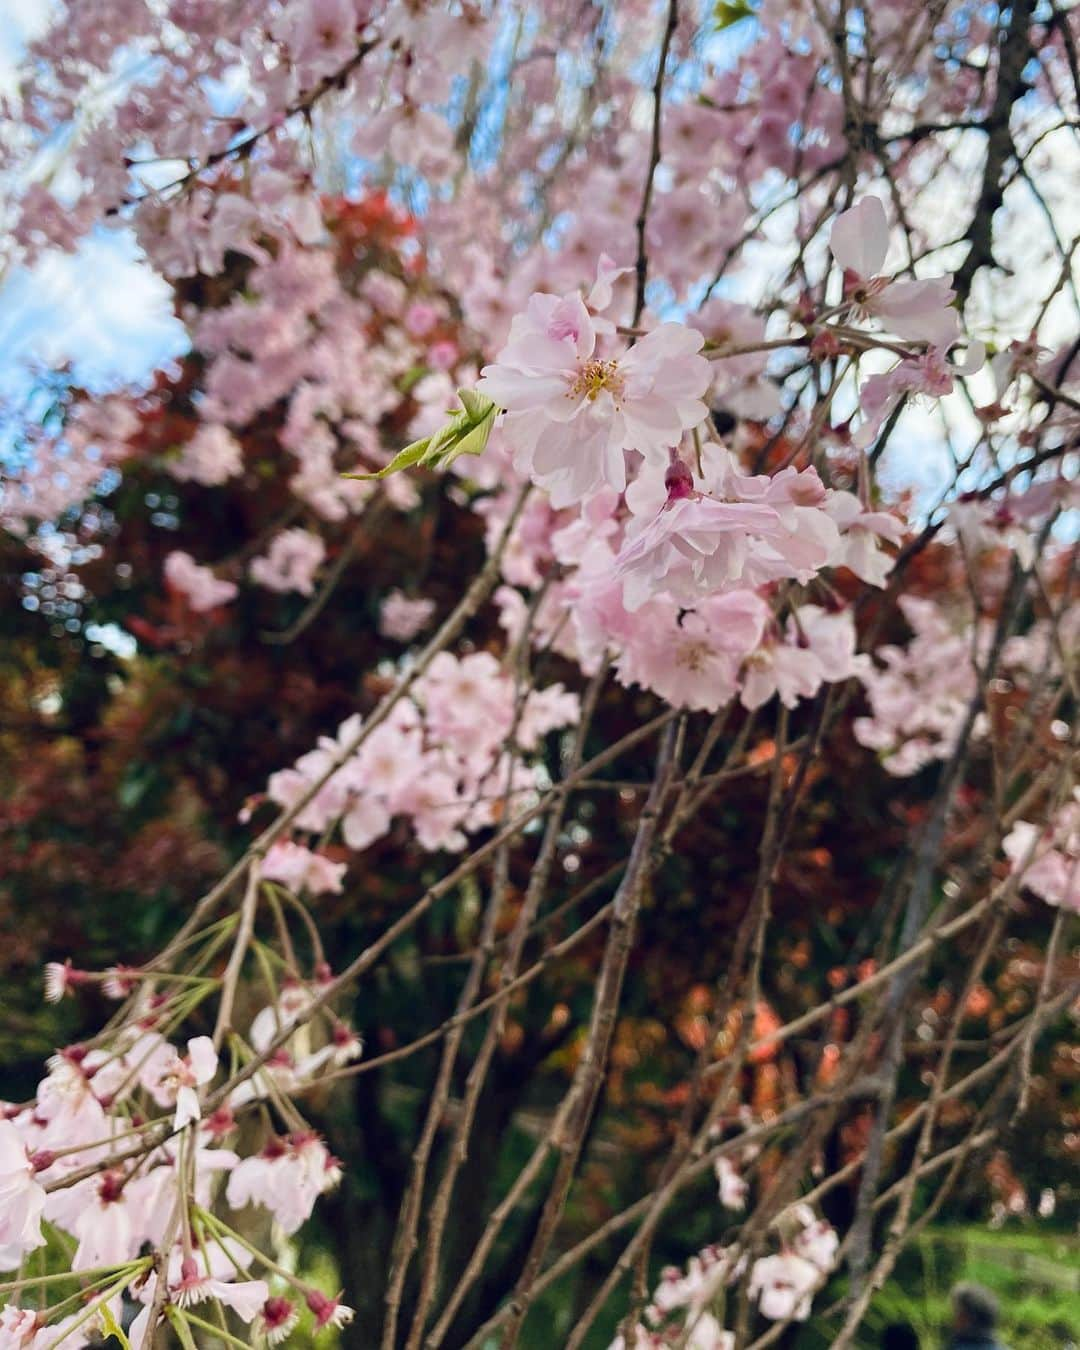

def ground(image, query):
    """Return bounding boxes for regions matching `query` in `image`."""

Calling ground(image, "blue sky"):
[0,4,186,402]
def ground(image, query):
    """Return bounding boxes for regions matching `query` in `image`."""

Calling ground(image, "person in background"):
[947,1282,1010,1350]
[882,1321,921,1350]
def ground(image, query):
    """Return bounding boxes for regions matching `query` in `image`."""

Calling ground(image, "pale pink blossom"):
[1003,792,1079,913]
[173,1258,268,1321]
[249,528,326,596]
[276,0,360,82]
[854,346,980,450]
[256,1296,300,1344]
[614,449,842,609]
[615,469,784,611]
[830,197,960,348]
[157,1036,218,1130]
[684,1313,734,1350]
[792,1217,840,1272]
[715,1155,748,1210]
[854,597,988,775]
[476,293,709,507]
[164,551,238,612]
[0,1306,43,1346]
[0,1121,46,1271]
[748,1251,822,1321]
[518,684,581,749]
[43,960,88,1004]
[260,841,346,896]
[46,1170,136,1270]
[619,591,769,712]
[226,1132,341,1234]
[167,424,244,486]
[404,301,442,338]
[353,104,455,176]
[824,493,905,585]
[379,590,436,641]
[741,605,867,711]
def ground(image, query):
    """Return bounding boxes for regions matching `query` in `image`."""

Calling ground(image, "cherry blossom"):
[0,1121,46,1271]
[476,294,709,507]
[1003,792,1080,913]
[830,198,960,349]
[157,1036,218,1130]
[261,840,347,896]
[715,1155,748,1211]
[741,605,868,712]
[0,0,1075,1341]
[306,1288,356,1330]
[854,597,988,776]
[226,1132,341,1234]
[164,551,238,612]
[249,528,327,596]
[748,1251,822,1321]
[166,424,244,487]
[379,590,436,641]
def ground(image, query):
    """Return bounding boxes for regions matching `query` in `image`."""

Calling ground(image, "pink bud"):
[664,456,694,501]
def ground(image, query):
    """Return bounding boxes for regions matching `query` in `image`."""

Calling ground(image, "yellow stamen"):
[568,358,624,403]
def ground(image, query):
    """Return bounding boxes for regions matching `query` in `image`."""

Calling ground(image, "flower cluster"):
[1004,790,1080,913]
[609,1204,839,1348]
[1,957,362,1345]
[853,597,988,776]
[263,653,579,876]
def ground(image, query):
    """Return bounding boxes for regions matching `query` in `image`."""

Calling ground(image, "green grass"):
[850,1225,1080,1349]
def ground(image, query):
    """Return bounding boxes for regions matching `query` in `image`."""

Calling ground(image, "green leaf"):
[343,389,498,481]
[344,436,430,481]
[713,0,754,28]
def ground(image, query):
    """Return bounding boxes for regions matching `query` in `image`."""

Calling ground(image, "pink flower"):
[824,493,905,585]
[748,1251,822,1321]
[260,841,346,896]
[0,1120,46,1271]
[619,591,769,712]
[164,551,238,612]
[854,597,986,775]
[0,1306,42,1346]
[518,684,581,750]
[615,449,840,609]
[379,590,436,641]
[614,482,785,611]
[1003,792,1079,912]
[741,605,867,711]
[158,1036,218,1130]
[404,301,442,338]
[353,103,455,176]
[854,349,955,449]
[226,1132,341,1234]
[791,1214,839,1273]
[167,424,243,486]
[715,1156,748,1210]
[173,1257,269,1321]
[476,292,709,507]
[830,197,960,349]
[684,1313,734,1350]
[276,0,359,82]
[48,1170,136,1270]
[249,529,326,596]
